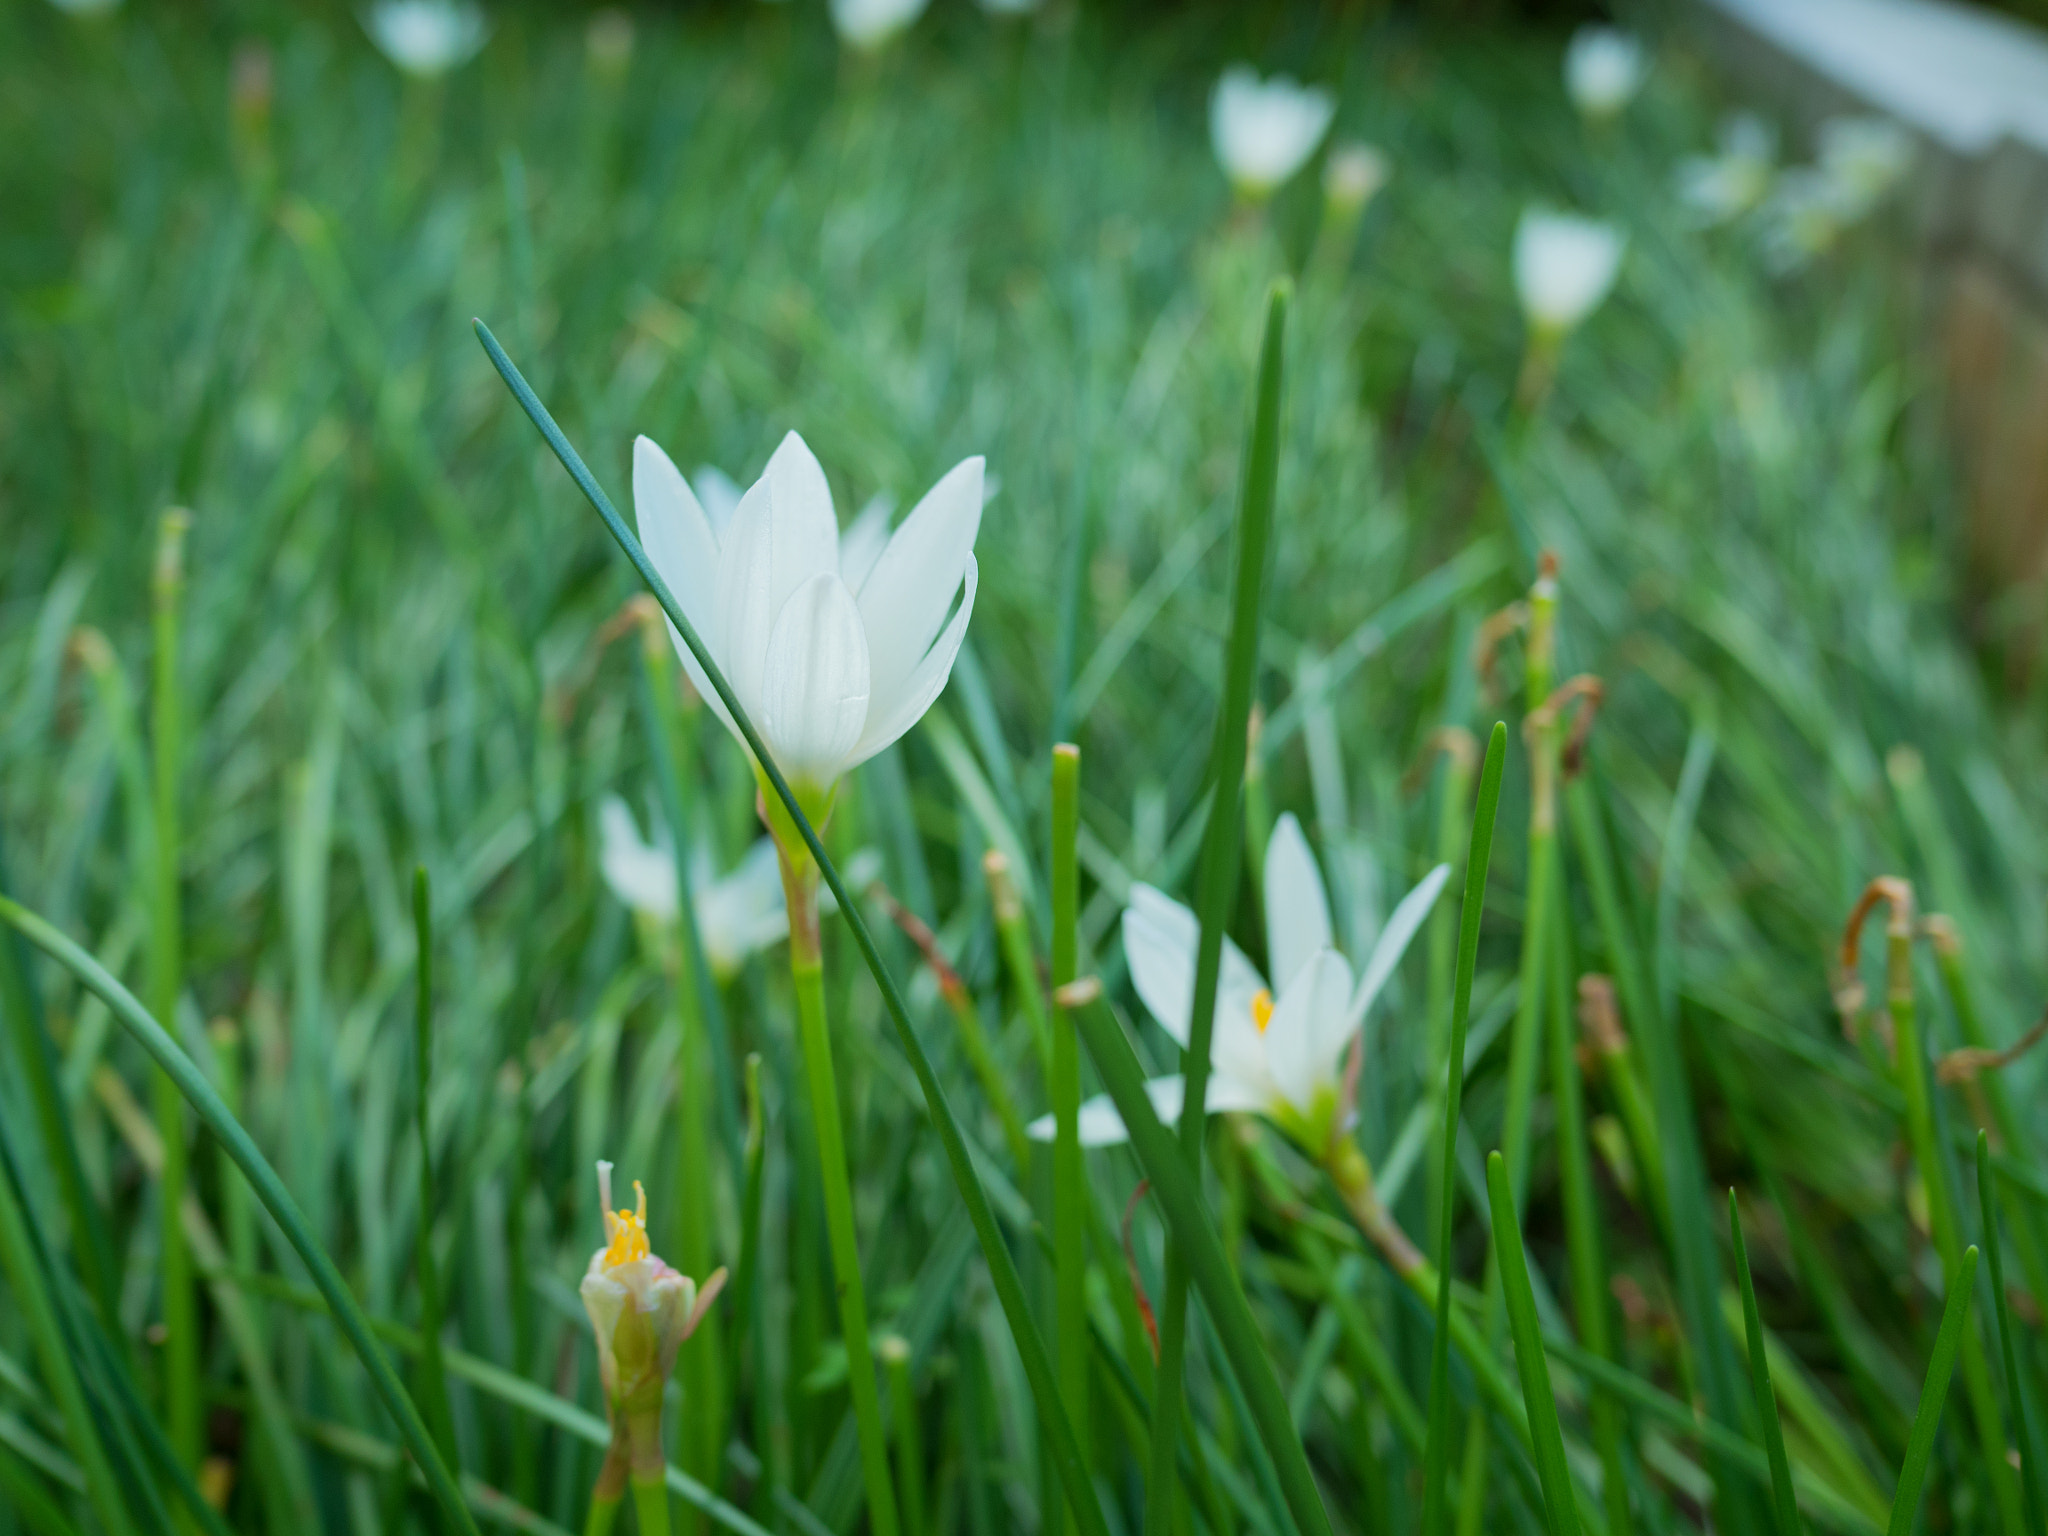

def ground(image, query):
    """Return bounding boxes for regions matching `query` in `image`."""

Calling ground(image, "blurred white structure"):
[364,1,488,77]
[831,0,929,51]
[1513,210,1626,336]
[1210,67,1337,201]
[1565,26,1648,119]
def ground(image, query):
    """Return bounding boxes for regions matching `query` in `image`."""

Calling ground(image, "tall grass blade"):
[1886,1246,1978,1536]
[1485,1151,1581,1536]
[470,320,1111,1536]
[1730,1191,1802,1536]
[1050,741,1089,1532]
[1424,721,1510,1536]
[1148,281,1287,1536]
[1977,1132,2045,1536]
[412,867,458,1470]
[0,896,480,1536]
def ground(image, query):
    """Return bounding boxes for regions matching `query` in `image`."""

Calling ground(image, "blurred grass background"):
[3,2,2045,1534]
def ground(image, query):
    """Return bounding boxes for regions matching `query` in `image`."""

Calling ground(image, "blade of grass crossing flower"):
[1887,1246,1978,1536]
[1730,1192,1801,1536]
[1050,742,1089,1532]
[0,896,481,1536]
[1424,722,1509,1536]
[412,868,458,1470]
[1066,985,1332,1536]
[1485,1151,1581,1536]
[1149,282,1287,1536]
[469,320,1112,1536]
[1977,1132,2046,1536]
[149,508,199,1471]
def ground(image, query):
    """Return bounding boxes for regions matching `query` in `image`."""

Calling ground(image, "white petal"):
[839,494,895,593]
[693,465,745,539]
[636,437,740,736]
[761,573,870,787]
[1342,863,1452,1042]
[856,457,983,716]
[843,554,976,771]
[598,796,677,919]
[1263,949,1354,1114]
[1120,884,1268,1052]
[1263,813,1333,994]
[711,432,841,732]
[1026,1073,1268,1147]
[696,839,789,973]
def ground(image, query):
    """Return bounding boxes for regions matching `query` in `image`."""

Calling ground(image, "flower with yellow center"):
[1029,814,1449,1158]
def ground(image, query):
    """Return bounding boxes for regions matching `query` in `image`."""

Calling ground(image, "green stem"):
[1887,1247,1979,1536]
[778,846,900,1536]
[883,1338,927,1536]
[1486,1153,1581,1536]
[412,869,458,1471]
[1977,1131,2047,1536]
[732,1056,779,1522]
[1049,742,1089,1531]
[633,1474,673,1536]
[986,851,1053,1083]
[151,508,199,1470]
[1729,1193,1800,1536]
[584,1493,622,1536]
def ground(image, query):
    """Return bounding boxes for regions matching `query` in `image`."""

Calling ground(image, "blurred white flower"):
[586,8,635,72]
[1210,66,1336,201]
[364,0,488,78]
[1032,814,1448,1157]
[1757,119,1910,273]
[48,0,122,15]
[1514,208,1626,336]
[598,797,790,975]
[1676,112,1776,225]
[1564,26,1647,120]
[831,0,929,51]
[1323,141,1390,214]
[976,0,1041,14]
[634,431,979,809]
[1817,115,1913,215]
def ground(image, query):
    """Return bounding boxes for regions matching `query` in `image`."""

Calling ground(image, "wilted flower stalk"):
[580,1162,726,1536]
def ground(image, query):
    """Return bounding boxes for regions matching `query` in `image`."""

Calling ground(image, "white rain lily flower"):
[1033,814,1449,1156]
[1323,142,1390,214]
[634,431,979,811]
[580,1163,725,1421]
[1676,112,1775,225]
[1513,208,1626,337]
[1210,67,1336,201]
[831,0,929,51]
[1564,26,1646,120]
[597,797,789,976]
[1817,115,1913,215]
[364,0,488,77]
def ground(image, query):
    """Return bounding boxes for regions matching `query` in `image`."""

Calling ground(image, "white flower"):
[1323,142,1390,213]
[830,0,929,51]
[1676,112,1775,225]
[597,797,789,975]
[47,0,122,15]
[1564,26,1646,120]
[1513,208,1626,336]
[634,431,979,806]
[977,0,1041,14]
[1817,115,1913,214]
[580,1163,724,1414]
[1210,67,1336,201]
[363,0,488,77]
[1033,814,1448,1156]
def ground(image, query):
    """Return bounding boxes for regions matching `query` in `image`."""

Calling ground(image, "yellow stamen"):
[603,1179,651,1267]
[1251,988,1274,1034]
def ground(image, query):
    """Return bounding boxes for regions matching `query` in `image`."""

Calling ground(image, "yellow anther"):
[1251,988,1274,1034]
[603,1180,651,1268]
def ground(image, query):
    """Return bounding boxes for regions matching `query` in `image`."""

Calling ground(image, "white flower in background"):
[830,0,929,51]
[580,1163,725,1419]
[1758,167,1859,271]
[364,0,488,77]
[1210,67,1337,201]
[1564,26,1647,120]
[1033,814,1448,1156]
[976,0,1042,15]
[1676,112,1776,225]
[47,0,122,16]
[1817,115,1913,215]
[586,8,635,72]
[634,431,980,809]
[1323,142,1391,214]
[1513,208,1626,336]
[597,797,790,975]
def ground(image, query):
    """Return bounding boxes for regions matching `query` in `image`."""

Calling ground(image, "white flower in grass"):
[831,0,929,51]
[1514,208,1626,337]
[1564,26,1646,121]
[364,0,488,77]
[597,797,789,976]
[1323,142,1390,214]
[1677,112,1776,225]
[976,0,1042,15]
[634,431,979,812]
[48,0,122,15]
[1817,115,1913,214]
[1211,67,1336,201]
[1033,814,1449,1157]
[580,1163,725,1419]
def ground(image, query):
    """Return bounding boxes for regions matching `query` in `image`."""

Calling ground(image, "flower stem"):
[1049,742,1090,1531]
[631,1474,672,1536]
[583,1493,622,1536]
[778,842,901,1536]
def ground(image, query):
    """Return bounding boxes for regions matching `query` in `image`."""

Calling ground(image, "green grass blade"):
[1730,1191,1802,1536]
[1978,1132,2045,1536]
[1887,1246,1978,1536]
[0,895,481,1536]
[470,319,1112,1536]
[1149,281,1287,1536]
[1424,720,1510,1536]
[1066,985,1332,1536]
[1485,1151,1582,1536]
[1050,740,1089,1529]
[412,867,458,1470]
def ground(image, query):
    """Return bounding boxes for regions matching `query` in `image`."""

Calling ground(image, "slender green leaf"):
[1730,1191,1801,1536]
[1977,1132,2045,1536]
[1886,1246,1978,1536]
[1485,1151,1580,1536]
